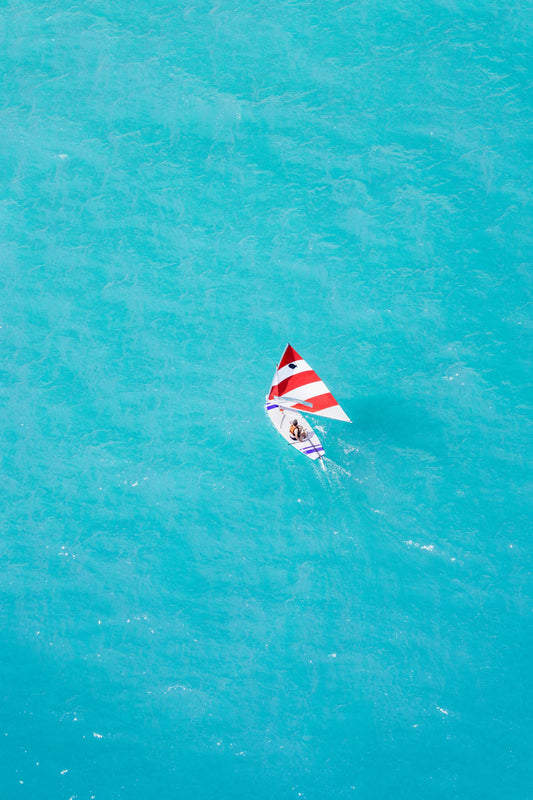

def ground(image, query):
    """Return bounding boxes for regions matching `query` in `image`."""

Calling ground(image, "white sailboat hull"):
[265,401,325,461]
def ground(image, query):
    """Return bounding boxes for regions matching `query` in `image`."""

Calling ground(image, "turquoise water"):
[1,2,532,798]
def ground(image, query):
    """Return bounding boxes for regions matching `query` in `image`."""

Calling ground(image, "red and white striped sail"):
[267,344,351,423]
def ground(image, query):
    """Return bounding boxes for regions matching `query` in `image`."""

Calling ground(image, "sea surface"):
[1,2,532,798]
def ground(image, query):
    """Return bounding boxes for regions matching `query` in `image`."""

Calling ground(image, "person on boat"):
[289,420,306,441]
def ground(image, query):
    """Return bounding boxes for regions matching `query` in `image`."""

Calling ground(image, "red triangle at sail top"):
[268,344,351,423]
[278,344,302,370]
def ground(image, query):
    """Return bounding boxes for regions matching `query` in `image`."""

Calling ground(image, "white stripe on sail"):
[278,380,329,404]
[316,405,351,423]
[274,359,312,384]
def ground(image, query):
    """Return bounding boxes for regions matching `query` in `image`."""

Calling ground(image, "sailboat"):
[265,344,351,461]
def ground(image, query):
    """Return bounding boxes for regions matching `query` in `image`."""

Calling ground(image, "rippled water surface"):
[1,2,532,798]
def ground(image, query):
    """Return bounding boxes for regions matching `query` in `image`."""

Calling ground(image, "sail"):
[267,344,351,423]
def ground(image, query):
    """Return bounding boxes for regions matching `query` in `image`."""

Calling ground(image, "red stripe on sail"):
[270,369,320,399]
[291,392,339,413]
[278,344,302,370]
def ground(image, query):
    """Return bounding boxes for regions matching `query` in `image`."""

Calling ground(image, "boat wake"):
[317,456,352,488]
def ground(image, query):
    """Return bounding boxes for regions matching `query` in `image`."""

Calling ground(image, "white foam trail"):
[316,458,352,494]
